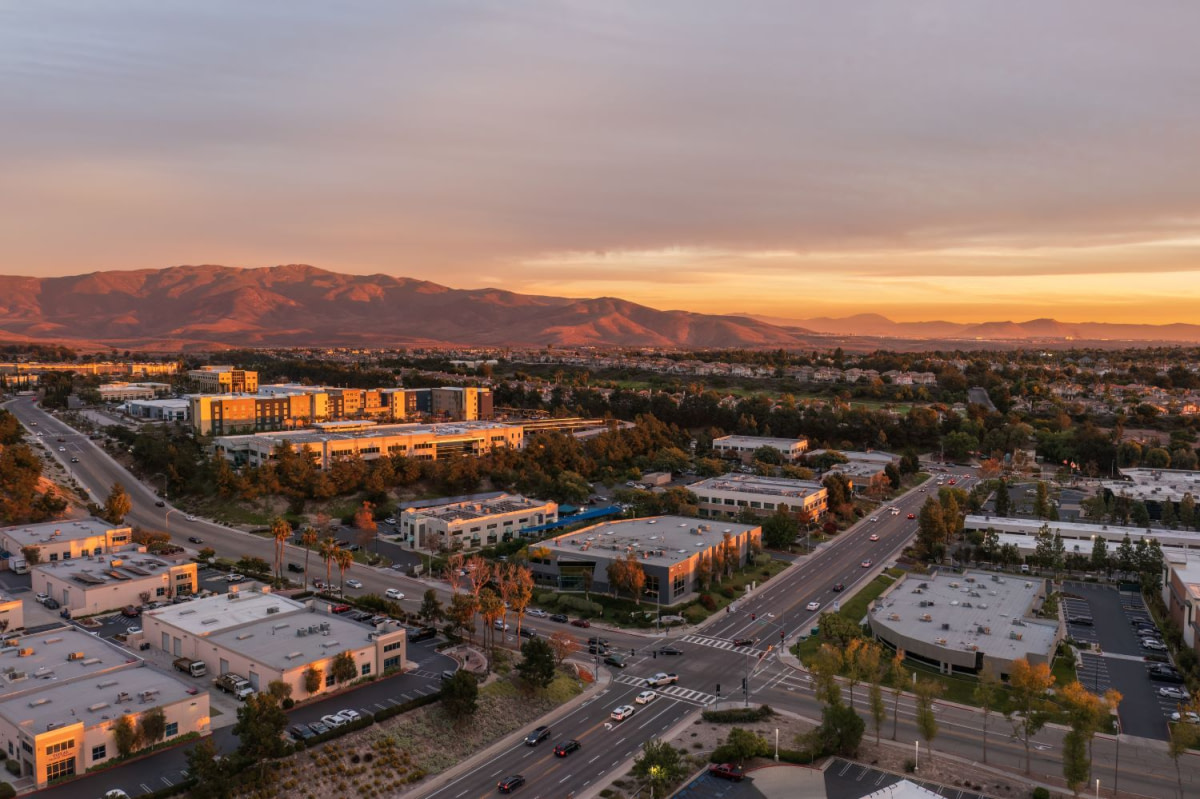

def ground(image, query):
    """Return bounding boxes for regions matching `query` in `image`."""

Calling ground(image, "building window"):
[91,744,107,761]
[45,740,74,756]
[672,572,687,597]
[384,656,401,670]
[46,758,75,782]
[361,663,371,676]
[165,722,178,738]
[155,587,166,596]
[49,553,58,562]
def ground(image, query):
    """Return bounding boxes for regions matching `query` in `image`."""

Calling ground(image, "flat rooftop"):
[808,448,897,465]
[413,494,550,523]
[34,552,185,589]
[146,589,304,636]
[1103,468,1200,503]
[964,514,1200,546]
[871,570,1057,662]
[688,474,824,499]
[549,517,759,568]
[218,420,515,446]
[714,435,808,449]
[0,627,136,696]
[207,611,400,672]
[0,518,128,547]
[0,664,197,733]
[125,398,189,408]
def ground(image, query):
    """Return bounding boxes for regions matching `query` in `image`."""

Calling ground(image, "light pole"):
[914,740,919,772]
[1094,778,1100,799]
[774,728,779,761]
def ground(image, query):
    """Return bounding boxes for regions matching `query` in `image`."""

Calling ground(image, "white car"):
[1171,711,1200,724]
[385,588,405,600]
[493,620,510,631]
[610,705,636,721]
[321,713,347,728]
[1159,686,1189,701]
[384,517,396,525]
[337,709,361,723]
[345,579,363,589]
[35,593,49,604]
[58,446,66,452]
[226,573,245,583]
[870,517,878,522]
[635,690,657,704]
[527,608,548,618]
[126,627,142,636]
[185,515,197,522]
[806,601,821,611]
[869,534,880,541]
[1143,639,1168,651]
[104,791,132,799]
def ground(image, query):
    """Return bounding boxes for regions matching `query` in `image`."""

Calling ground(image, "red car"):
[570,618,591,628]
[907,513,916,520]
[709,763,745,781]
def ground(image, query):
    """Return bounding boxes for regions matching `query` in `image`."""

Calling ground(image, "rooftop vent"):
[42,637,64,644]
[87,702,109,712]
[28,698,50,707]
[285,652,303,660]
[66,652,85,662]
[97,680,119,689]
[201,618,219,626]
[235,633,253,641]
[266,606,280,615]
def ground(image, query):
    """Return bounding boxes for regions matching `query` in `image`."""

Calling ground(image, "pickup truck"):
[173,657,207,678]
[646,672,678,688]
[214,673,254,700]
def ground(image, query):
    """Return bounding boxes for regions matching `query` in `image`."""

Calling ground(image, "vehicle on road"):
[832,583,845,592]
[647,672,677,687]
[870,516,878,522]
[635,690,657,704]
[188,536,203,544]
[385,588,405,600]
[58,446,65,451]
[346,579,363,589]
[493,619,510,631]
[527,608,548,618]
[570,618,591,628]
[553,740,581,757]
[103,790,132,799]
[408,626,438,643]
[868,534,879,541]
[907,513,916,519]
[226,573,245,583]
[604,654,627,669]
[523,725,551,746]
[287,563,304,573]
[185,515,197,522]
[1159,686,1189,700]
[497,775,526,794]
[155,500,165,507]
[519,628,538,639]
[658,645,683,656]
[708,763,746,781]
[806,601,821,611]
[861,559,872,568]
[550,613,569,623]
[70,457,79,463]
[732,637,755,647]
[610,705,635,721]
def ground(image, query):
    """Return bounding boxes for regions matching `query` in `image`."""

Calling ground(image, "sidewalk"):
[397,661,612,799]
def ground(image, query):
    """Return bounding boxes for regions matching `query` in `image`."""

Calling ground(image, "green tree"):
[442,670,479,721]
[20,545,41,566]
[811,643,844,707]
[1131,500,1151,528]
[1162,499,1178,529]
[973,666,1002,764]
[722,727,769,764]
[138,705,166,744]
[1008,658,1056,774]
[419,588,444,625]
[807,701,865,757]
[884,463,901,490]
[113,713,140,758]
[270,515,291,581]
[1180,493,1195,530]
[994,479,1011,518]
[888,650,910,740]
[916,497,947,562]
[632,738,687,789]
[761,507,799,549]
[330,651,358,684]
[267,679,293,705]
[233,690,289,764]
[1168,703,1200,799]
[103,482,132,525]
[516,636,557,689]
[303,665,323,694]
[1033,482,1051,519]
[184,737,233,799]
[1116,534,1136,575]
[913,679,942,756]
[1090,536,1109,575]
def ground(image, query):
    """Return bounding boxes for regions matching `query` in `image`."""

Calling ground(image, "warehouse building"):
[713,435,809,464]
[0,519,133,569]
[687,474,827,522]
[32,555,198,616]
[400,493,557,553]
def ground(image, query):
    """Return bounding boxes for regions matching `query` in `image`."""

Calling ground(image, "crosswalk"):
[679,634,757,653]
[613,674,716,706]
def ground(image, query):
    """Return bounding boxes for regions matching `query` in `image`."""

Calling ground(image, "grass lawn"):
[794,572,896,661]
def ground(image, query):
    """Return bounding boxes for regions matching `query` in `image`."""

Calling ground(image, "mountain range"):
[1,265,1198,351]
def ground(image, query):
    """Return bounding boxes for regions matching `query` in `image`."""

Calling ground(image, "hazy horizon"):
[3,2,1199,325]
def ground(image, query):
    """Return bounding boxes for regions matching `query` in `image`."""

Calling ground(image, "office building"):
[0,627,209,789]
[187,366,258,394]
[214,420,523,470]
[1102,468,1200,519]
[713,435,809,464]
[0,519,133,568]
[688,474,827,522]
[142,589,406,699]
[529,517,761,606]
[32,555,198,616]
[400,494,557,553]
[120,398,190,422]
[868,570,1061,677]
[96,382,171,402]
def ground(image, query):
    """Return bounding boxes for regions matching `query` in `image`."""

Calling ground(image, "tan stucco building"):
[400,493,557,553]
[0,519,132,568]
[32,555,198,616]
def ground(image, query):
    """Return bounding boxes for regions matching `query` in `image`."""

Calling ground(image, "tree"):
[267,679,293,705]
[973,666,1002,764]
[319,537,338,588]
[20,545,41,566]
[808,701,865,758]
[270,516,291,581]
[762,506,799,549]
[884,463,901,490]
[478,587,505,654]
[299,526,318,588]
[517,637,557,689]
[419,588,444,625]
[916,497,947,562]
[1181,493,1195,530]
[1116,534,1136,576]
[233,690,289,763]
[1033,482,1051,519]
[889,650,910,740]
[507,565,535,639]
[1058,681,1118,796]
[547,631,579,666]
[1008,658,1056,773]
[811,644,844,707]
[632,739,687,791]
[913,679,942,756]
[185,737,233,799]
[330,650,358,684]
[994,479,1011,518]
[723,727,769,763]
[1168,700,1200,799]
[138,705,166,744]
[113,713,140,758]
[333,546,353,594]
[1131,500,1151,528]
[303,665,323,694]
[447,593,477,643]
[103,482,132,525]
[353,500,378,550]
[1090,535,1109,576]
[441,670,479,721]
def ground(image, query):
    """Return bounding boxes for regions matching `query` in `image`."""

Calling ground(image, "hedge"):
[700,705,775,724]
[303,713,376,747]
[374,690,442,722]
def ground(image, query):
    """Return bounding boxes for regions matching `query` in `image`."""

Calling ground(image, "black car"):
[587,643,607,654]
[497,775,525,794]
[519,628,538,639]
[287,563,304,573]
[43,598,60,610]
[657,645,683,656]
[188,536,203,544]
[550,613,569,623]
[289,724,316,741]
[1150,668,1186,684]
[154,500,165,507]
[1068,616,1094,626]
[524,725,551,746]
[832,583,846,592]
[732,637,755,647]
[409,626,438,643]
[604,654,627,668]
[554,739,581,757]
[587,637,610,647]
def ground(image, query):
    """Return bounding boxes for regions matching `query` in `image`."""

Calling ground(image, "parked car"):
[523,725,551,746]
[708,763,746,782]
[553,739,581,757]
[497,775,526,794]
[527,608,548,618]
[549,614,569,623]
[289,724,316,741]
[308,720,331,735]
[570,618,591,628]
[384,517,396,525]
[185,515,197,522]
[1143,639,1168,651]
[385,588,405,600]
[1159,686,1189,701]
[1171,711,1200,724]
[121,605,141,617]
[321,713,347,729]
[1150,667,1186,684]
[1068,616,1094,626]
[610,705,636,721]
[226,573,245,583]
[43,598,60,609]
[34,593,49,604]
[337,709,362,723]
[519,628,538,639]
[635,690,657,704]
[154,500,166,507]
[125,626,142,635]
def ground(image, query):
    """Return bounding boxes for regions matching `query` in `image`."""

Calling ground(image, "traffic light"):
[780,630,785,640]
[630,648,635,656]
[742,677,748,693]
[716,683,721,696]
[653,650,657,659]
[751,613,756,621]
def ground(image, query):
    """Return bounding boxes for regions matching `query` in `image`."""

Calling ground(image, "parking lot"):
[1061,582,1179,740]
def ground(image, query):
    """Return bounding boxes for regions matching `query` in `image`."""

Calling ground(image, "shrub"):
[904,758,916,773]
[698,593,717,611]
[777,748,818,765]
[721,586,736,598]
[374,691,442,722]
[5,760,20,776]
[0,784,13,799]
[700,705,774,724]
[1031,789,1050,799]
[535,592,558,606]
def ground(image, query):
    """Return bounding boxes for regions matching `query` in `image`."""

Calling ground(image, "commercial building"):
[0,362,178,378]
[97,382,172,402]
[120,398,190,422]
[529,517,761,606]
[1163,554,1200,655]
[688,474,827,522]
[808,449,898,490]
[214,420,523,470]
[963,515,1199,552]
[0,519,133,568]
[713,435,809,464]
[187,365,258,394]
[141,589,406,699]
[0,627,209,789]
[32,555,198,616]
[430,386,493,421]
[868,570,1061,677]
[1102,468,1200,519]
[0,593,23,633]
[400,494,557,553]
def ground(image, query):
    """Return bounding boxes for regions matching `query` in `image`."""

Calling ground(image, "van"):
[1020,564,1031,574]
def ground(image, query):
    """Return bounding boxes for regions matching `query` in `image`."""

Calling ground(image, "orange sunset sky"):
[2,2,1198,324]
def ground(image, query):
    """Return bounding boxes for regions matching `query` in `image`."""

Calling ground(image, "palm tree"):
[319,537,338,590]
[334,547,353,595]
[270,516,291,582]
[299,527,318,589]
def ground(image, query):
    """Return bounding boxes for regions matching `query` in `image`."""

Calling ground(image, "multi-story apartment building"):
[214,420,523,470]
[187,365,258,394]
[0,519,133,569]
[712,435,809,464]
[688,474,827,522]
[32,555,198,616]
[0,627,209,789]
[142,589,406,699]
[430,387,493,421]
[400,494,557,552]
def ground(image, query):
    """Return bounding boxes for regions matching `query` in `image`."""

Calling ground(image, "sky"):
[2,1,1199,324]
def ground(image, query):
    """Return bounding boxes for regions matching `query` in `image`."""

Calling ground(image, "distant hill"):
[0,264,817,350]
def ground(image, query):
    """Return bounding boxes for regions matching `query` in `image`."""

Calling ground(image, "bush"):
[777,748,818,765]
[701,705,774,724]
[903,758,916,773]
[721,586,736,598]
[0,783,14,799]
[4,761,17,777]
[557,595,603,616]
[536,592,558,606]
[1031,789,1050,799]
[698,593,717,611]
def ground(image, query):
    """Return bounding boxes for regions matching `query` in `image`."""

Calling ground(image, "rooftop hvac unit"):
[297,629,308,637]
[228,593,239,600]
[1010,631,1024,641]
[67,652,85,661]
[18,648,33,657]
[942,623,950,630]
[934,638,947,645]
[920,614,932,622]
[117,691,131,702]
[888,613,901,621]
[266,606,280,615]
[319,622,330,631]
[87,702,109,712]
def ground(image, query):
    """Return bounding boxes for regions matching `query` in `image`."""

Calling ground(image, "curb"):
[397,664,613,799]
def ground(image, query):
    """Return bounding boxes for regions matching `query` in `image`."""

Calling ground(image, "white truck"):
[173,657,207,678]
[647,672,678,688]
[214,673,254,700]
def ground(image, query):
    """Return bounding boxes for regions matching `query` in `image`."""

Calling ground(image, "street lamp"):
[1095,778,1100,799]
[914,740,919,772]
